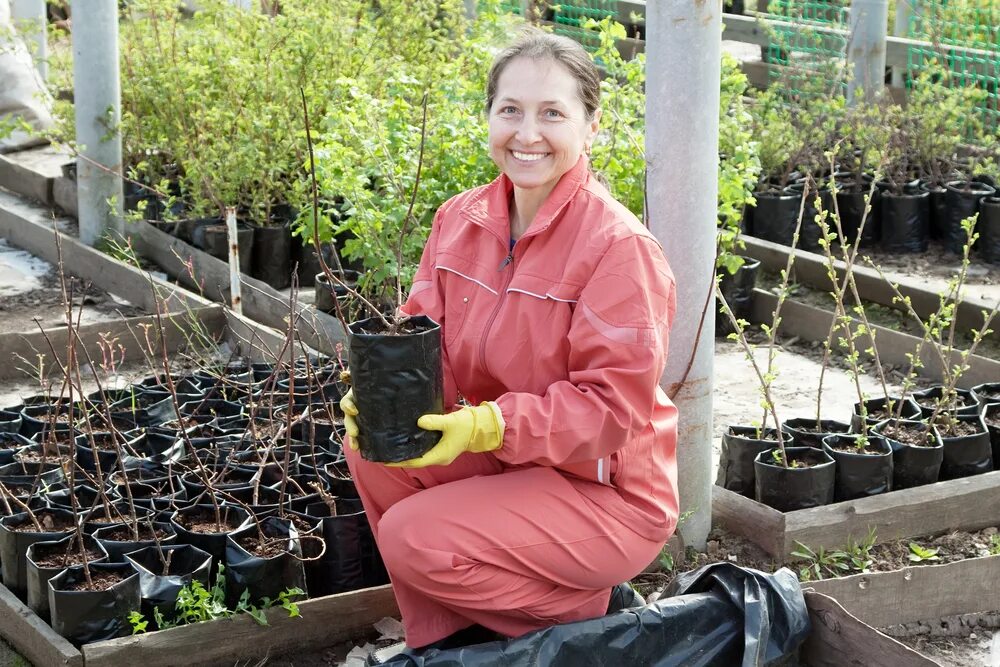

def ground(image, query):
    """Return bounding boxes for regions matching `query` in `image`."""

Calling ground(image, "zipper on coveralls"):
[480,246,516,372]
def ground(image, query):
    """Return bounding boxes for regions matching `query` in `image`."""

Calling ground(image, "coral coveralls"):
[344,156,679,647]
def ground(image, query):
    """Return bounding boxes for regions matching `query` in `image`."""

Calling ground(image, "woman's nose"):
[515,117,542,144]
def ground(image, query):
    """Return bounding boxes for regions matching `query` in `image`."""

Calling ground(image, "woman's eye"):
[500,106,518,114]
[544,109,564,119]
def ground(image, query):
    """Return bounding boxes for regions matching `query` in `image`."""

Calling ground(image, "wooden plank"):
[83,584,399,667]
[0,189,205,314]
[751,290,1000,389]
[801,591,940,666]
[0,305,226,381]
[783,471,1000,557]
[0,582,82,667]
[711,486,785,558]
[806,554,1000,629]
[126,220,347,355]
[742,235,1000,344]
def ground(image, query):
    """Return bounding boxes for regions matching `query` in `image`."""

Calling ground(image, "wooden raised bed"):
[712,471,1000,559]
[0,580,398,667]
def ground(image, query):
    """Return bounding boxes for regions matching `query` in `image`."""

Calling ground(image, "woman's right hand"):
[340,389,360,449]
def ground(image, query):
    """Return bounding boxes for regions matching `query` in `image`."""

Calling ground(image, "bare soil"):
[236,535,286,559]
[10,512,75,532]
[98,524,170,543]
[880,422,936,447]
[62,569,126,592]
[935,419,986,438]
[34,547,104,569]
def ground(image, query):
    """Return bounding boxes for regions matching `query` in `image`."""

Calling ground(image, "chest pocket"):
[437,261,500,347]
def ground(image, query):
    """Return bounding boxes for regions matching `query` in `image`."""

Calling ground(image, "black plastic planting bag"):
[944,181,995,253]
[349,315,444,463]
[754,447,836,512]
[785,183,832,253]
[716,258,761,337]
[125,543,212,626]
[224,516,305,607]
[923,183,947,240]
[380,563,809,667]
[170,504,252,572]
[822,434,893,501]
[836,185,879,247]
[48,562,140,645]
[751,190,801,247]
[295,498,389,596]
[781,419,850,449]
[980,197,1000,264]
[939,414,993,480]
[716,427,778,498]
[879,191,929,253]
[0,508,76,598]
[873,419,943,489]
[26,533,108,622]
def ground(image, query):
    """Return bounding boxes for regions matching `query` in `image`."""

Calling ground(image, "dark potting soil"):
[771,449,824,468]
[14,450,71,466]
[183,518,231,534]
[99,524,170,542]
[934,419,983,438]
[236,535,286,559]
[35,547,104,569]
[825,439,886,455]
[62,569,126,592]
[879,423,936,447]
[985,413,1000,429]
[11,512,75,532]
[245,421,285,440]
[161,417,200,430]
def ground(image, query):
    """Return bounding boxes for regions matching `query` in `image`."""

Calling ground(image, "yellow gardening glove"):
[389,403,505,468]
[340,388,360,450]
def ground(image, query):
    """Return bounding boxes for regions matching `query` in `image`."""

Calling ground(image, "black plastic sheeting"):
[224,516,306,607]
[754,447,835,511]
[822,434,893,501]
[48,561,140,645]
[716,258,761,338]
[880,190,929,253]
[944,181,995,254]
[349,315,444,463]
[873,419,943,489]
[980,197,1000,264]
[716,427,779,498]
[940,415,994,480]
[379,563,809,667]
[126,543,212,627]
[0,508,76,597]
[781,419,850,449]
[751,190,801,247]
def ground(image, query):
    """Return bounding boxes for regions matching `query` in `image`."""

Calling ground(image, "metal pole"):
[646,1,719,550]
[225,207,244,316]
[891,0,914,88]
[848,0,890,104]
[11,0,47,81]
[71,0,124,247]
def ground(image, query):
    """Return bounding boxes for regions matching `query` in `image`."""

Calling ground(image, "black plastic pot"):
[937,413,993,480]
[921,182,948,240]
[753,447,836,512]
[0,508,76,597]
[323,461,359,498]
[125,544,213,628]
[979,197,1000,264]
[26,533,107,622]
[972,382,1000,408]
[196,221,253,273]
[290,403,344,450]
[851,395,922,432]
[715,257,761,337]
[48,561,141,645]
[913,386,979,419]
[93,521,177,562]
[943,180,996,254]
[822,433,892,501]
[19,402,83,439]
[314,269,361,315]
[294,498,388,596]
[0,459,65,489]
[983,403,1000,471]
[872,419,943,489]
[836,183,880,248]
[348,315,444,463]
[170,504,252,572]
[0,410,21,434]
[250,221,292,289]
[292,239,336,288]
[224,515,306,606]
[781,419,851,449]
[751,189,802,247]
[716,426,780,498]
[785,182,833,252]
[879,190,929,253]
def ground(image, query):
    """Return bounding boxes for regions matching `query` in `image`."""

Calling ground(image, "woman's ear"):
[588,108,602,145]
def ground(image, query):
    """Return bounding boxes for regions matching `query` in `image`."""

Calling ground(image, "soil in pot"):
[943,180,996,253]
[716,426,780,497]
[934,413,993,480]
[48,562,140,644]
[750,189,802,247]
[913,385,979,419]
[822,433,893,501]
[851,395,922,432]
[170,504,251,572]
[349,315,444,463]
[781,418,851,449]
[753,446,836,511]
[93,521,177,562]
[873,419,943,489]
[0,508,77,597]
[125,543,213,628]
[26,533,107,622]
[715,257,761,337]
[980,196,1000,264]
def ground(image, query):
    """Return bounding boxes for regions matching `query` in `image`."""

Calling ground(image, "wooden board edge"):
[801,591,941,667]
[804,554,1000,628]
[0,582,83,667]
[711,485,785,558]
[83,584,398,667]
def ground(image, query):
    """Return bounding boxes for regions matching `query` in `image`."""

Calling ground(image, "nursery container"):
[753,446,836,511]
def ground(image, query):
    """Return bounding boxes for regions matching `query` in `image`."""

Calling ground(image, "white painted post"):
[226,207,243,316]
[11,0,47,81]
[848,0,890,104]
[646,1,719,550]
[71,0,124,247]
[891,0,914,88]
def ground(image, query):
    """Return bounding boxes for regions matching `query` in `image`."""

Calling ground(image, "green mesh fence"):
[551,1,617,52]
[904,1,1000,131]
[760,0,851,98]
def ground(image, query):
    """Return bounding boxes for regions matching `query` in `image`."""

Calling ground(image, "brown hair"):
[485,29,601,120]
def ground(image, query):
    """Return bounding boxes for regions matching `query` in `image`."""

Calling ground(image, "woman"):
[341,29,678,663]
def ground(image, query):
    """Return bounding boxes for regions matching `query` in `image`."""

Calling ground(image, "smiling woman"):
[340,28,679,666]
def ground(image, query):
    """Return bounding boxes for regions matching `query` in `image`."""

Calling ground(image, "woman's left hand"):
[388,403,504,468]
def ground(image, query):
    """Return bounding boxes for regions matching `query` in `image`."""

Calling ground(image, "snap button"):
[463,297,469,303]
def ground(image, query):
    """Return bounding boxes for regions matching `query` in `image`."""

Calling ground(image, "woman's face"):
[488,56,600,199]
